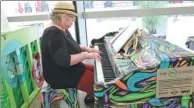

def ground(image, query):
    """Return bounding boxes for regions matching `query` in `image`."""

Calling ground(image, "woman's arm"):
[48,30,71,68]
[70,52,101,66]
[80,45,89,52]
[80,45,102,54]
[70,52,86,65]
[48,30,101,67]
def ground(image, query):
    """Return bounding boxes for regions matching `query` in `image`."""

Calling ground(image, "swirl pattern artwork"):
[94,35,194,108]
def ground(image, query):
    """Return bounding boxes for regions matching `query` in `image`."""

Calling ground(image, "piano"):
[93,25,194,108]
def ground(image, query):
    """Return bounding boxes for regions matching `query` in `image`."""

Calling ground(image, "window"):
[86,15,194,49]
[1,1,73,17]
[7,20,76,40]
[86,17,142,45]
[84,1,194,48]
[84,1,194,12]
[2,1,76,40]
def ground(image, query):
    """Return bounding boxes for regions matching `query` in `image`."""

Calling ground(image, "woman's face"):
[61,14,76,29]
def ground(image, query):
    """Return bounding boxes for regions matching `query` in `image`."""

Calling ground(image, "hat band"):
[54,8,75,12]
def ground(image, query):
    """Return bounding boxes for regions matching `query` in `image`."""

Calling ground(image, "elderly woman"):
[41,2,101,103]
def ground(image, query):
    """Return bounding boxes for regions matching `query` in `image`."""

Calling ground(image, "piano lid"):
[110,25,142,53]
[109,24,129,45]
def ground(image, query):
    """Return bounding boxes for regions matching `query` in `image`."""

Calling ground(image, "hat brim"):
[52,10,77,16]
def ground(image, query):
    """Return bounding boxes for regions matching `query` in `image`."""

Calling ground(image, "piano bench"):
[40,87,79,108]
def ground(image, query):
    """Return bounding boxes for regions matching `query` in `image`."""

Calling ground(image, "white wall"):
[1,9,11,33]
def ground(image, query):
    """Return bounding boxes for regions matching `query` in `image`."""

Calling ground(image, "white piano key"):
[94,45,105,82]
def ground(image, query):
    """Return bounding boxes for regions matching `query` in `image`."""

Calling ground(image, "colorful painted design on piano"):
[94,35,194,108]
[95,68,192,108]
[40,82,79,108]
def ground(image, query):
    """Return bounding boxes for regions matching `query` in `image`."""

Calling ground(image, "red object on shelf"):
[18,2,23,13]
[175,0,182,4]
[36,0,42,12]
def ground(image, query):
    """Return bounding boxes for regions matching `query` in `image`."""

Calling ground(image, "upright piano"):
[93,25,194,108]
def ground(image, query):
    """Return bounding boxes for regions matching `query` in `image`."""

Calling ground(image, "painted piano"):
[94,25,194,108]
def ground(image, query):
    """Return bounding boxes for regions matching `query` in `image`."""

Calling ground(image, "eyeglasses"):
[66,14,76,21]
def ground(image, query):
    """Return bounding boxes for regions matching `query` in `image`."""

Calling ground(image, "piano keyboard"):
[94,43,116,82]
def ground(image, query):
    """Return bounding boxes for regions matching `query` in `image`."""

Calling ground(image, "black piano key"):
[103,67,112,70]
[103,74,115,77]
[104,76,115,78]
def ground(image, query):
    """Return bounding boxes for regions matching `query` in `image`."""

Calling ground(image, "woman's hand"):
[85,52,102,61]
[80,46,103,54]
[87,47,103,54]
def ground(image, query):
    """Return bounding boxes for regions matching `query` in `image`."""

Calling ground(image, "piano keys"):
[93,26,194,108]
[94,43,116,82]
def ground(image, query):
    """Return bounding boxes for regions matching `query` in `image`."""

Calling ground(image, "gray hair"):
[50,12,64,22]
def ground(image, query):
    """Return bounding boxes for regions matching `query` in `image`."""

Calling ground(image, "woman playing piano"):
[41,2,102,103]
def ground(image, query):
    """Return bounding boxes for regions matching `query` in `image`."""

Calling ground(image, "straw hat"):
[52,2,77,16]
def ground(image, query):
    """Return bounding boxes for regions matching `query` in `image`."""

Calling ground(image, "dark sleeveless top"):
[41,26,85,88]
